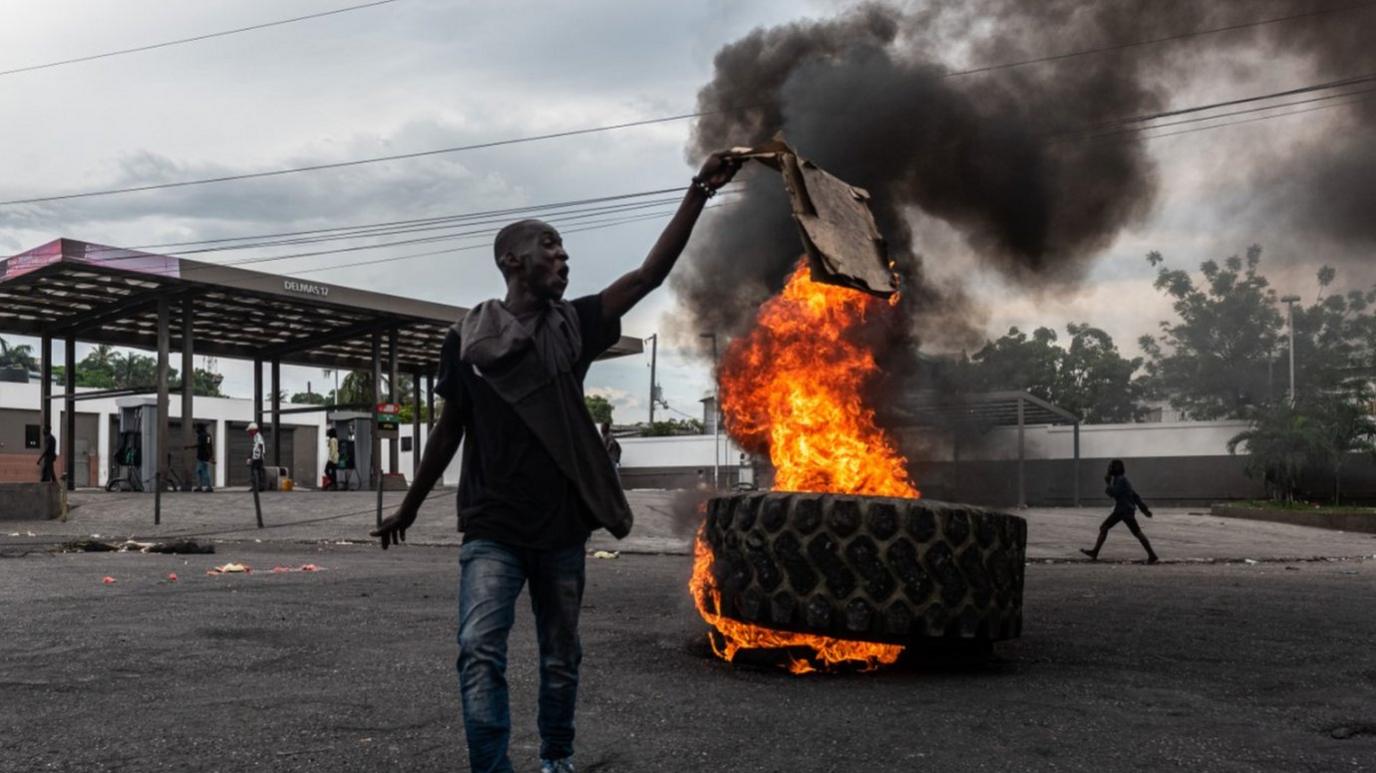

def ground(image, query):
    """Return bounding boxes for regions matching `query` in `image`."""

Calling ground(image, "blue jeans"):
[195,461,212,489]
[458,538,586,773]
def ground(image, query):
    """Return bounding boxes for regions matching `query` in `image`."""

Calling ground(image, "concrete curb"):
[1211,503,1376,535]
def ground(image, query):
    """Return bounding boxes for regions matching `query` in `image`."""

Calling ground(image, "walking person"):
[36,424,56,483]
[191,423,214,492]
[369,153,740,773]
[600,421,621,472]
[1081,459,1159,564]
[324,427,340,491]
[246,423,267,493]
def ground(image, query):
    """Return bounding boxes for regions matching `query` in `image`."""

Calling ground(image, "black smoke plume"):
[671,0,1376,349]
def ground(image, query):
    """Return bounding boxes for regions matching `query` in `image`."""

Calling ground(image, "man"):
[1080,458,1160,564]
[36,424,56,483]
[246,423,266,492]
[371,153,739,773]
[190,423,214,493]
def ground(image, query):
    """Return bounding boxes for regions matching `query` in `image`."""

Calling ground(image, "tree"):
[585,394,614,425]
[0,336,37,372]
[1226,402,1318,503]
[1139,246,1284,419]
[291,391,329,405]
[638,418,703,436]
[959,324,1144,423]
[1306,391,1376,505]
[191,368,224,397]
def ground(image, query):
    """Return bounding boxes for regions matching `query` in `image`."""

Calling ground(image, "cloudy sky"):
[1,0,1372,422]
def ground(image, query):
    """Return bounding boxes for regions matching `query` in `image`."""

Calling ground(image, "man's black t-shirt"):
[435,294,620,549]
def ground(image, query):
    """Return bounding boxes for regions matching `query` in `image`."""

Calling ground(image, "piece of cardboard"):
[728,136,897,297]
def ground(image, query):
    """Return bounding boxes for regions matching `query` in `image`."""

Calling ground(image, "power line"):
[7,4,1373,208]
[131,187,696,249]
[0,0,399,78]
[946,1,1376,77]
[1140,92,1375,141]
[270,204,726,277]
[66,185,742,270]
[0,111,709,207]
[1057,84,1376,143]
[1106,72,1376,126]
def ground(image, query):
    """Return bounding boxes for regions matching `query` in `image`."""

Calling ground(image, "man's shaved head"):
[494,219,551,277]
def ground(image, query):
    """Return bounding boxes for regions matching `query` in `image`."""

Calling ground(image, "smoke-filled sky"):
[1,0,1373,422]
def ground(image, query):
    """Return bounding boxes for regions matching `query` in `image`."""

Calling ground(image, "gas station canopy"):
[0,238,643,371]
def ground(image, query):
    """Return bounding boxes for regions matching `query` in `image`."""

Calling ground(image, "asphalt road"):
[3,543,1374,772]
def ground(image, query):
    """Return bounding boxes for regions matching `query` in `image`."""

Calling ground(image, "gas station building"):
[0,238,641,491]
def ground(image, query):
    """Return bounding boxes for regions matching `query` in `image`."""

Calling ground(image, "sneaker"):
[540,758,575,773]
[1079,548,1098,561]
[1146,555,1160,565]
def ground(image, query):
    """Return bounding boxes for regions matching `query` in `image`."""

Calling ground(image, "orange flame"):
[691,526,902,674]
[720,261,917,498]
[690,261,916,673]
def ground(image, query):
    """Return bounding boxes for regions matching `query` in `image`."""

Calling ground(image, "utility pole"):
[1280,294,1300,406]
[699,332,719,489]
[646,333,658,426]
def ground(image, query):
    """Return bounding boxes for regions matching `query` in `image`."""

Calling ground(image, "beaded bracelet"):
[690,175,717,198]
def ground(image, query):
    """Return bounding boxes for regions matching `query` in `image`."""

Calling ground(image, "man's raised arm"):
[371,397,464,549]
[599,152,740,321]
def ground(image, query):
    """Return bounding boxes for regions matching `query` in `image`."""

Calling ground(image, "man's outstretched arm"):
[599,152,740,321]
[371,398,464,549]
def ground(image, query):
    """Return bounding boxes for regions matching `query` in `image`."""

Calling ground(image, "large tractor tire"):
[703,492,1026,644]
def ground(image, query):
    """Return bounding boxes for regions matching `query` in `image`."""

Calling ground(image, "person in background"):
[36,424,56,483]
[246,423,266,492]
[600,421,621,471]
[1081,458,1159,564]
[192,423,214,492]
[325,427,340,491]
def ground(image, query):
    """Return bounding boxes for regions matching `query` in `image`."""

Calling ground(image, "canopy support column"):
[180,299,194,491]
[271,359,281,468]
[63,335,75,492]
[252,359,263,428]
[412,370,422,481]
[388,328,399,475]
[39,334,52,449]
[155,298,170,523]
[372,331,383,525]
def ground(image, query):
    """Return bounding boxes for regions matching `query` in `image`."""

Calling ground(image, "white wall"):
[615,420,1259,472]
[619,434,745,469]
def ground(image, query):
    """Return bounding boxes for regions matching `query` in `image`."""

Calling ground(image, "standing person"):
[600,421,621,471]
[1081,459,1159,564]
[370,153,740,773]
[246,423,267,493]
[324,427,340,491]
[192,423,214,492]
[36,424,56,483]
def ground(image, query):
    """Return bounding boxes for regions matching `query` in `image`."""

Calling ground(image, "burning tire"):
[703,492,1026,644]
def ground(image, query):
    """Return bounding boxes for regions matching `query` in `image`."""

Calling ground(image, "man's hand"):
[694,151,742,194]
[1142,508,1153,518]
[371,504,419,549]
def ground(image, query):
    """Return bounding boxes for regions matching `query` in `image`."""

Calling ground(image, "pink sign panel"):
[71,241,180,278]
[0,240,63,281]
[0,240,181,282]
